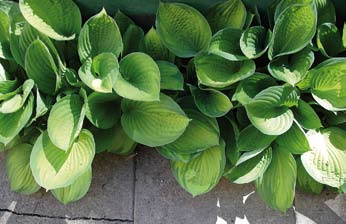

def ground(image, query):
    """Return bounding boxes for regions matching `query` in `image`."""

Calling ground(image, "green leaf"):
[237,125,277,152]
[114,52,160,102]
[233,73,277,105]
[121,93,190,147]
[122,24,144,56]
[86,92,120,129]
[141,28,174,61]
[206,0,247,33]
[296,157,324,195]
[301,128,346,188]
[25,39,61,95]
[309,58,346,111]
[268,47,314,85]
[158,147,201,163]
[0,79,33,114]
[189,85,232,118]
[225,147,272,184]
[28,88,50,125]
[78,8,122,63]
[208,28,247,61]
[52,168,92,205]
[292,99,322,129]
[30,130,95,190]
[47,94,86,151]
[269,1,317,59]
[317,23,343,57]
[275,123,310,154]
[19,0,81,40]
[195,53,255,88]
[172,143,226,196]
[256,148,297,212]
[160,109,220,154]
[114,10,134,35]
[240,26,272,59]
[6,143,40,194]
[0,94,33,145]
[315,0,336,25]
[0,2,13,59]
[157,61,184,91]
[219,117,239,167]
[90,123,136,155]
[78,53,119,93]
[156,2,212,58]
[245,86,298,135]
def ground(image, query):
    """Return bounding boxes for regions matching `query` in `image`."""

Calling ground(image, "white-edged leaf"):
[30,130,95,190]
[19,0,81,40]
[121,93,190,147]
[114,52,160,102]
[47,94,85,151]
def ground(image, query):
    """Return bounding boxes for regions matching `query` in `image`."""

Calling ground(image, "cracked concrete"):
[1,147,346,224]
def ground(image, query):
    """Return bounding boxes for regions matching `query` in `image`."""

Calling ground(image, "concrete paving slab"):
[295,191,346,224]
[134,147,296,224]
[0,211,132,224]
[0,152,135,221]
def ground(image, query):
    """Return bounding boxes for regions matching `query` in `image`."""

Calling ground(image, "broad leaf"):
[296,157,324,194]
[86,92,121,129]
[245,86,298,135]
[25,39,61,95]
[225,147,272,184]
[78,53,119,93]
[172,143,226,196]
[160,109,220,154]
[121,93,190,147]
[237,125,277,152]
[206,0,247,33]
[292,99,322,129]
[122,24,144,56]
[269,1,317,59]
[0,1,15,59]
[317,23,343,58]
[190,85,232,117]
[114,10,134,35]
[309,58,346,111]
[219,117,239,167]
[0,79,33,114]
[240,26,272,59]
[275,123,310,154]
[195,53,255,88]
[158,147,201,163]
[268,47,314,85]
[78,9,122,63]
[157,61,184,91]
[233,73,277,105]
[47,94,86,151]
[208,28,247,61]
[7,143,40,194]
[256,147,297,212]
[52,168,92,205]
[141,28,174,61]
[315,0,336,25]
[19,0,81,40]
[0,94,33,145]
[301,128,346,188]
[30,130,95,190]
[114,52,160,101]
[156,2,212,58]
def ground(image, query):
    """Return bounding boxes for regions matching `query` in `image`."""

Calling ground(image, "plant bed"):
[0,0,345,213]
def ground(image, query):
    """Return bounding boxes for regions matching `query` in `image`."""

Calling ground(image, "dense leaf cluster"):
[0,0,345,211]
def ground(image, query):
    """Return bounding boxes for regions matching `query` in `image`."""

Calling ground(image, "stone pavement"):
[0,146,345,224]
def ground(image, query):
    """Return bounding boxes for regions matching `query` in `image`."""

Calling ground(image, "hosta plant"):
[0,0,345,212]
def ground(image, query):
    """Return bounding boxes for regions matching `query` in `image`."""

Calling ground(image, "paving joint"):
[0,208,134,222]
